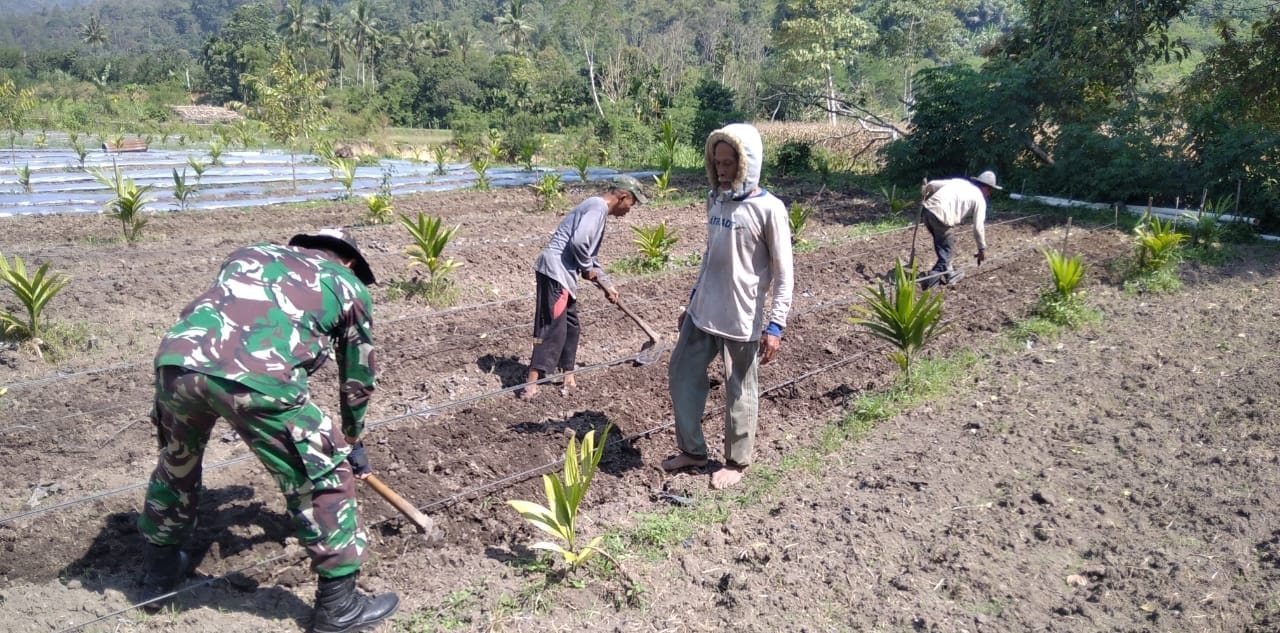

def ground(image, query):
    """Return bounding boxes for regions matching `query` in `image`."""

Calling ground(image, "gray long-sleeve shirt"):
[534,196,612,297]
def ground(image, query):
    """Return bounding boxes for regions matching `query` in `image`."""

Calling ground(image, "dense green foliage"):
[885,1,1279,229]
[0,1,1274,229]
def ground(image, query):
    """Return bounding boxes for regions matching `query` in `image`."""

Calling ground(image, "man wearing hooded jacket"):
[662,123,794,489]
[137,228,398,633]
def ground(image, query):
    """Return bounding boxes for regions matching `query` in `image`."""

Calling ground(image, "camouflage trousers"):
[138,366,367,579]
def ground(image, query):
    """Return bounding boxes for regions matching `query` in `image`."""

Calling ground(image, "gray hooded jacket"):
[686,123,795,342]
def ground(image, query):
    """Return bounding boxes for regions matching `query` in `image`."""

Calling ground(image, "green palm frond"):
[850,259,945,382]
[0,251,70,339]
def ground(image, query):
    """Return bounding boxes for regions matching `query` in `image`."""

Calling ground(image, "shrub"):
[774,141,812,177]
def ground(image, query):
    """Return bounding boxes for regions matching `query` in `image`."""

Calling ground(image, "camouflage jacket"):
[155,244,377,438]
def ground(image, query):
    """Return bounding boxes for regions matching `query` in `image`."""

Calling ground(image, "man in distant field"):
[663,123,794,490]
[522,175,648,398]
[138,228,398,633]
[918,170,1001,289]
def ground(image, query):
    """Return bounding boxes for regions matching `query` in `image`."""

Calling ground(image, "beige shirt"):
[922,178,988,250]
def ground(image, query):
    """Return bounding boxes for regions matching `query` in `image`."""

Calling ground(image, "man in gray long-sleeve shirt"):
[522,176,647,398]
[663,123,794,489]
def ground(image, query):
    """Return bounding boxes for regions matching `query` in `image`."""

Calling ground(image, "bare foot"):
[519,385,538,399]
[710,464,746,489]
[661,452,708,472]
[562,375,576,388]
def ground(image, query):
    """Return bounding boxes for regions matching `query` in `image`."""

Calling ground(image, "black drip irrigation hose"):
[1,213,1051,393]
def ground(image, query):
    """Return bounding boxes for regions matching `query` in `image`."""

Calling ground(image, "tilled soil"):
[0,184,1275,633]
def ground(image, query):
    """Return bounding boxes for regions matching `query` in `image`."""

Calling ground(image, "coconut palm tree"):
[494,0,534,54]
[277,0,310,70]
[349,0,379,87]
[311,3,347,88]
[79,17,109,48]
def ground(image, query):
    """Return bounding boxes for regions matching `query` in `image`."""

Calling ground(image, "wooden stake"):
[1062,217,1072,255]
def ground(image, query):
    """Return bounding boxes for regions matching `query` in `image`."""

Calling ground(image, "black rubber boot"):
[140,544,191,613]
[311,572,400,633]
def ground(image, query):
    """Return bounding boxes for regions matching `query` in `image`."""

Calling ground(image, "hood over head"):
[704,123,763,201]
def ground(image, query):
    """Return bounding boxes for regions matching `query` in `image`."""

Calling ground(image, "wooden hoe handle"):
[362,473,434,533]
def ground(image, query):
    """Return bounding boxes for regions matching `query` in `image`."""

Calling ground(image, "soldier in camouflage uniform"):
[138,228,398,633]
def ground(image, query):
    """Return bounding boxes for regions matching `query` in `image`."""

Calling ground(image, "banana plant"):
[850,259,945,384]
[91,166,152,244]
[0,251,70,340]
[507,424,612,569]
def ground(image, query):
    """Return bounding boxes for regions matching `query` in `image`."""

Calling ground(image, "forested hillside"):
[0,0,1276,226]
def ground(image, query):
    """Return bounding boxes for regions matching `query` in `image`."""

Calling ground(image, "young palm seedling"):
[632,222,679,272]
[328,156,357,199]
[431,144,449,176]
[530,172,564,212]
[70,136,87,170]
[571,153,591,184]
[208,139,225,166]
[172,168,196,212]
[0,251,70,341]
[850,259,945,385]
[186,156,208,184]
[470,156,491,191]
[1133,216,1186,273]
[507,424,613,570]
[651,170,678,200]
[1034,248,1091,327]
[400,212,463,304]
[365,194,394,224]
[17,163,31,193]
[91,166,152,244]
[789,203,812,249]
[880,185,916,217]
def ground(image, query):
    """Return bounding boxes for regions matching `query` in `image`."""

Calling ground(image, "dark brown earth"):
[0,179,1276,633]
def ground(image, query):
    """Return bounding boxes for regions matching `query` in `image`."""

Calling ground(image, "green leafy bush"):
[774,141,812,177]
